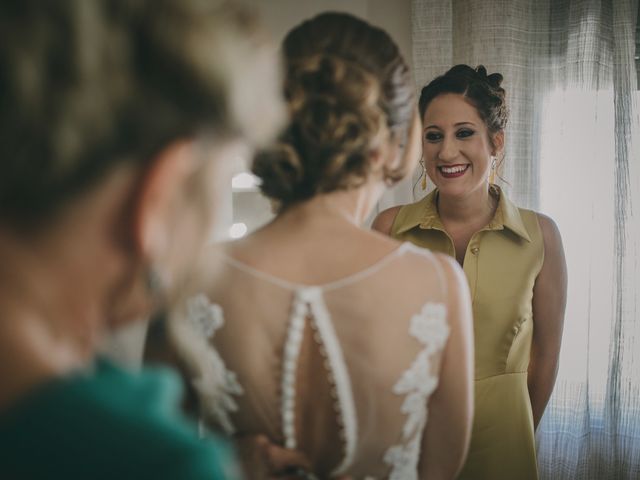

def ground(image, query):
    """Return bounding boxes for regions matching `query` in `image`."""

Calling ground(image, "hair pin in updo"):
[475,65,503,88]
[475,65,489,77]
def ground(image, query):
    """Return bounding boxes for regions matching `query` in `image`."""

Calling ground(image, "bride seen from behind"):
[174,12,474,479]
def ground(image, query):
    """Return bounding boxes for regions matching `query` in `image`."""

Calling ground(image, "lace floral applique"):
[383,302,449,480]
[183,294,244,435]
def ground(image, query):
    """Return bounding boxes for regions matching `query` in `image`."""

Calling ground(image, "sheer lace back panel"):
[187,243,449,479]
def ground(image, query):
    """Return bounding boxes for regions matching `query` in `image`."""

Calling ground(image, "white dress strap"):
[280,289,309,448]
[222,243,409,292]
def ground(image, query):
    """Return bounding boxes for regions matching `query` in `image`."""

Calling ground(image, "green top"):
[0,358,240,479]
[391,186,544,480]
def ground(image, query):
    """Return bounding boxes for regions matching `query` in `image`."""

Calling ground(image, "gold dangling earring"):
[489,156,497,184]
[420,158,427,190]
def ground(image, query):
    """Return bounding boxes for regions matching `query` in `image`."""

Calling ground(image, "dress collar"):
[395,185,532,242]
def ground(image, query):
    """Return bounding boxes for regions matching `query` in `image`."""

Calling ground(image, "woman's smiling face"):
[422,93,502,198]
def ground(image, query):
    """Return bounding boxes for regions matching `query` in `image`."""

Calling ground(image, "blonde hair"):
[252,12,414,207]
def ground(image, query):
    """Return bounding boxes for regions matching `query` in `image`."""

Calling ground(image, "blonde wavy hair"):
[252,12,415,207]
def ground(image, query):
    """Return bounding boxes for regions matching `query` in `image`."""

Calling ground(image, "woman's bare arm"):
[529,213,567,429]
[419,254,474,479]
[371,206,402,236]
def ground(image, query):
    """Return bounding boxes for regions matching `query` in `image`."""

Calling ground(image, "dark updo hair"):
[0,0,284,229]
[419,65,508,140]
[252,12,414,207]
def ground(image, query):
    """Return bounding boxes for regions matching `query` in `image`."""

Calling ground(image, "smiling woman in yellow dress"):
[373,64,568,480]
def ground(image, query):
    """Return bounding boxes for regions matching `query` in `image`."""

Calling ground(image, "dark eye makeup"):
[424,128,476,142]
[424,131,442,142]
[456,128,475,138]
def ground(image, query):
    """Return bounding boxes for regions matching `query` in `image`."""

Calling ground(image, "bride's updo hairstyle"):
[252,12,415,207]
[418,64,508,140]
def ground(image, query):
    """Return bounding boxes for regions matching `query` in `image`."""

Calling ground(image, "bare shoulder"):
[217,227,270,260]
[398,247,464,287]
[535,212,563,251]
[431,252,467,294]
[371,205,403,235]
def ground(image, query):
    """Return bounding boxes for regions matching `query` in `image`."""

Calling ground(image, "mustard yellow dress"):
[390,186,543,480]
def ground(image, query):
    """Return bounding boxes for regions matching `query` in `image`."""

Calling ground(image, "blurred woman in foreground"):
[0,0,285,477]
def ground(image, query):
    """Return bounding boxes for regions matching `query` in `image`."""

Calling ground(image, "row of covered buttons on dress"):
[281,287,347,452]
[281,289,322,448]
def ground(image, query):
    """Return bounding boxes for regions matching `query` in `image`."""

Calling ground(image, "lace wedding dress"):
[176,242,449,479]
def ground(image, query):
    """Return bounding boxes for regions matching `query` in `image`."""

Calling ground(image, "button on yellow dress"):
[390,186,544,480]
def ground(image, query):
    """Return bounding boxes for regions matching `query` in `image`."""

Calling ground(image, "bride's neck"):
[280,183,384,227]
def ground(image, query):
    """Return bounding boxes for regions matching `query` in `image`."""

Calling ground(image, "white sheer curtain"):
[406,1,640,478]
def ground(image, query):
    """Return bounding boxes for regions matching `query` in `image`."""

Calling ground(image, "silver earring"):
[145,263,170,307]
[146,266,164,295]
